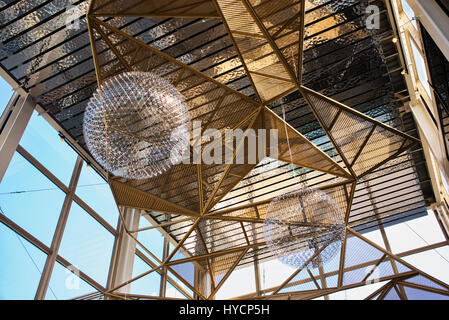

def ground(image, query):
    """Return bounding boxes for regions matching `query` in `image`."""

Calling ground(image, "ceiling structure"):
[0,0,446,300]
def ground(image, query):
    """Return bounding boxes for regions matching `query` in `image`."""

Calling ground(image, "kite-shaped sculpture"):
[83,0,448,301]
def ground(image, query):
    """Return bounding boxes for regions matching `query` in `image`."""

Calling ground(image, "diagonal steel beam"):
[347,227,449,291]
[208,248,249,299]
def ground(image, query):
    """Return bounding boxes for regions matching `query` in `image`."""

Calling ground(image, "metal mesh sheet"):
[215,0,297,102]
[301,86,418,178]
[90,18,262,212]
[248,0,302,78]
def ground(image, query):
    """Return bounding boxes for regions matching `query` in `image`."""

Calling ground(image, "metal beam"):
[107,207,141,294]
[0,93,35,183]
[35,156,83,299]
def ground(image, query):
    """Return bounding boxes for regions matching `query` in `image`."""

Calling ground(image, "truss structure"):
[83,0,449,300]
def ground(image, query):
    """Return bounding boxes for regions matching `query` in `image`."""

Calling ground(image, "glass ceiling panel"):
[384,211,447,254]
[404,286,449,300]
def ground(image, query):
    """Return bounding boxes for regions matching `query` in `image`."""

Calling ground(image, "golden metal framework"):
[83,0,446,300]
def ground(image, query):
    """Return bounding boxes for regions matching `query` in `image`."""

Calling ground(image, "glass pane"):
[168,243,195,287]
[137,217,164,261]
[20,111,78,186]
[403,249,449,285]
[401,0,417,28]
[130,255,161,296]
[0,222,47,300]
[385,211,447,254]
[45,262,96,300]
[404,286,449,300]
[410,40,432,99]
[75,164,119,229]
[58,202,114,287]
[327,281,387,300]
[260,258,296,291]
[166,281,188,299]
[0,151,66,246]
[215,264,256,299]
[0,77,13,117]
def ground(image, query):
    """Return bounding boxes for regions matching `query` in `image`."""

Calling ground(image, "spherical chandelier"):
[83,71,190,180]
[263,188,345,269]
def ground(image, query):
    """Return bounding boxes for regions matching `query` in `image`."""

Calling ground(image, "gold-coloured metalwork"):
[213,0,299,103]
[88,15,350,217]
[84,0,435,300]
[300,86,420,179]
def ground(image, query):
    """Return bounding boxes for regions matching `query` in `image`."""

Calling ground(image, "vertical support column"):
[0,93,35,183]
[194,265,211,300]
[388,0,449,191]
[159,238,170,297]
[253,253,261,297]
[35,156,83,299]
[107,207,141,295]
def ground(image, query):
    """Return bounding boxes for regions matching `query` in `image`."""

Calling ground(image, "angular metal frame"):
[79,0,447,300]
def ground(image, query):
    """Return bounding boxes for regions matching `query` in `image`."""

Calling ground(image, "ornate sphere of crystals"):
[263,188,345,268]
[83,71,190,180]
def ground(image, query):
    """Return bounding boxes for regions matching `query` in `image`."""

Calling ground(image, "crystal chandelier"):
[83,71,190,180]
[263,188,345,269]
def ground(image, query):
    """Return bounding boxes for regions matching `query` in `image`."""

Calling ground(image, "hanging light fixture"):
[83,71,190,180]
[263,187,345,268]
[262,105,345,269]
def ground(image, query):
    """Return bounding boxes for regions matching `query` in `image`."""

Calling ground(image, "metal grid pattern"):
[214,0,298,103]
[301,85,418,178]
[0,0,441,300]
[90,17,350,216]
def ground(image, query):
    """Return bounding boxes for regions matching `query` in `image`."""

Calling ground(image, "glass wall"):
[0,83,119,299]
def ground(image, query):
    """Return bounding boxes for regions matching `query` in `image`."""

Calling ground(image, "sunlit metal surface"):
[0,0,436,288]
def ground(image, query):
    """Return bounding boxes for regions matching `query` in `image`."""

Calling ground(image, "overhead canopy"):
[0,0,435,285]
